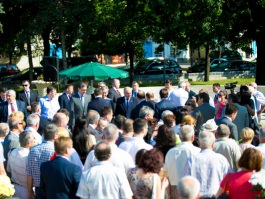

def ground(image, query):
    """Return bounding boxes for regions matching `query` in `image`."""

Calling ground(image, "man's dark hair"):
[164,79,172,84]
[159,88,168,99]
[198,92,210,103]
[114,114,126,129]
[133,118,147,134]
[64,84,73,90]
[213,83,220,88]
[137,90,145,100]
[31,101,40,113]
[57,108,70,117]
[94,141,111,161]
[47,86,56,94]
[225,104,238,115]
[0,87,7,93]
[102,107,113,117]
[94,88,103,96]
[44,123,58,141]
[228,93,240,103]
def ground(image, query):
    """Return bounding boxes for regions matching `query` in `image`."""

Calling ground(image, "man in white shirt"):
[213,124,241,172]
[119,118,153,162]
[249,82,265,122]
[169,81,189,107]
[165,125,200,199]
[77,141,133,199]
[83,123,135,173]
[7,130,35,199]
[25,113,42,145]
[186,130,230,198]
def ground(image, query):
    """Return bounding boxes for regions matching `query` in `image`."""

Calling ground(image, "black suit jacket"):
[131,99,147,119]
[0,100,27,122]
[40,156,82,199]
[155,99,177,119]
[115,96,137,118]
[59,93,73,126]
[38,115,51,135]
[108,87,121,110]
[87,97,112,116]
[18,89,39,106]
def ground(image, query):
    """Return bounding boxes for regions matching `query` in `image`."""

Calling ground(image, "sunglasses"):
[22,85,28,87]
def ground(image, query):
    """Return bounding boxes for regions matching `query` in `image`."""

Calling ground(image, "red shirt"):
[220,170,258,199]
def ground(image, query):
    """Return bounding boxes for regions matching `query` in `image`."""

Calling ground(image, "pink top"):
[220,170,258,199]
[215,101,226,119]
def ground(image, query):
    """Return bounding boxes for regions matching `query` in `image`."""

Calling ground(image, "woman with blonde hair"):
[239,127,255,153]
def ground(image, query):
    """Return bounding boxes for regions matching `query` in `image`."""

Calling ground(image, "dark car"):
[0,64,20,79]
[211,60,256,72]
[0,67,43,82]
[187,64,205,73]
[134,59,182,75]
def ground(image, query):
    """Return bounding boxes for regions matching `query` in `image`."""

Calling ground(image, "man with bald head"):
[115,87,137,118]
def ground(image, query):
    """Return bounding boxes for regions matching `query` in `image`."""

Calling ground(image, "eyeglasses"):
[22,85,28,87]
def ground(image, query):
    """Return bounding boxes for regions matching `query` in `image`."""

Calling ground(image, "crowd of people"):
[0,78,265,199]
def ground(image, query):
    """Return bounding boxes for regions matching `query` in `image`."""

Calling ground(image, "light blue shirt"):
[76,161,133,199]
[39,95,60,120]
[186,149,230,197]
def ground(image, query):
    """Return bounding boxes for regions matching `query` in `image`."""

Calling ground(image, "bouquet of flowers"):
[249,170,265,199]
[0,175,15,199]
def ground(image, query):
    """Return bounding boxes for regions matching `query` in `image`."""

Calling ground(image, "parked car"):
[0,67,43,82]
[0,64,20,79]
[187,59,228,73]
[134,59,182,75]
[211,60,256,72]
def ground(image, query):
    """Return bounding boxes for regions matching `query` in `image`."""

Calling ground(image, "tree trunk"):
[42,29,50,57]
[27,37,34,82]
[127,41,134,85]
[61,30,67,69]
[204,43,211,82]
[256,34,265,85]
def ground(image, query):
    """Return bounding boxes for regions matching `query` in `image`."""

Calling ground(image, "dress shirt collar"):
[200,148,213,153]
[56,155,70,161]
[216,137,229,142]
[224,115,232,121]
[178,142,195,147]
[94,160,112,166]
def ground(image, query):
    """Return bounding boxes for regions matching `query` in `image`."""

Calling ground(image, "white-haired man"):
[169,81,189,107]
[185,130,230,198]
[84,124,134,173]
[165,125,200,199]
[0,89,27,122]
[214,124,241,172]
[249,82,265,122]
[177,176,200,199]
[25,114,42,145]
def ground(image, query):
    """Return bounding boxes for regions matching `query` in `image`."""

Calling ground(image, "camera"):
[224,82,237,90]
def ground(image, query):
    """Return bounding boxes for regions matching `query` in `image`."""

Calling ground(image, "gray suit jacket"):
[71,93,91,122]
[216,116,238,141]
[222,103,249,139]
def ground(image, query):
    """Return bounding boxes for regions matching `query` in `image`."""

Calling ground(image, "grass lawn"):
[190,78,255,85]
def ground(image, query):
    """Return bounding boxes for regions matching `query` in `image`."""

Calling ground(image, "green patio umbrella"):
[59,62,129,81]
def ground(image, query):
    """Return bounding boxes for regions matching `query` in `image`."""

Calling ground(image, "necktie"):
[68,94,71,101]
[116,89,121,97]
[81,95,85,108]
[25,91,30,105]
[11,103,15,112]
[126,99,129,110]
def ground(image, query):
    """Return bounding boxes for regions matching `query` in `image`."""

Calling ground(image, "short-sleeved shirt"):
[26,141,54,187]
[76,161,133,199]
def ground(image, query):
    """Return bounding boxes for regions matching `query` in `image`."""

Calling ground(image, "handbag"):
[217,174,231,199]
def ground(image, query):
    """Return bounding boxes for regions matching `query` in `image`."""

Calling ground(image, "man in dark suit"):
[155,88,178,120]
[108,79,122,110]
[216,103,239,141]
[71,82,91,124]
[40,137,82,199]
[131,90,146,119]
[0,87,7,103]
[0,89,27,123]
[87,88,112,116]
[132,81,141,98]
[17,80,39,114]
[192,92,216,132]
[59,84,74,127]
[115,87,137,119]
